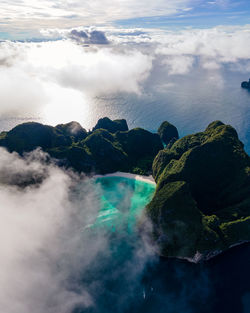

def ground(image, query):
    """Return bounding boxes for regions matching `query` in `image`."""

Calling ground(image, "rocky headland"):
[144,121,250,262]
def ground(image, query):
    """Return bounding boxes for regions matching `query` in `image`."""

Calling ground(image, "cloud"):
[0,148,50,186]
[69,29,109,45]
[0,0,192,37]
[0,148,97,313]
[0,39,152,124]
[0,66,47,118]
[53,48,152,95]
[0,147,160,313]
[1,25,250,127]
[162,56,194,75]
[154,25,250,74]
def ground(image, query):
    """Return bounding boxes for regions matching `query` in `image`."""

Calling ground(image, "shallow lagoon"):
[93,176,155,233]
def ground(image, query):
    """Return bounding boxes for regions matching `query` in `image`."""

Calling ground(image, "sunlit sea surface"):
[0,67,250,153]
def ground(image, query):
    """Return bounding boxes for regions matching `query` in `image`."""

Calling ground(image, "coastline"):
[93,171,156,185]
[175,240,250,264]
[92,171,249,264]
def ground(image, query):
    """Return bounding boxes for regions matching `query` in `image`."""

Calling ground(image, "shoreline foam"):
[93,171,156,185]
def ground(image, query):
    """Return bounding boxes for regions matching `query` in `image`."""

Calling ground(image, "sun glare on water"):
[41,82,92,127]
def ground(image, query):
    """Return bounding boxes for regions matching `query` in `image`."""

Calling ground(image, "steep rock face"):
[92,117,128,133]
[55,121,88,142]
[146,121,250,261]
[115,128,163,173]
[82,129,127,174]
[157,121,179,146]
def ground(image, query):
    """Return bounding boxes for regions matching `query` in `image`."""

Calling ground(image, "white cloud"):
[0,39,153,124]
[155,25,250,74]
[0,147,156,313]
[162,56,194,75]
[201,59,221,70]
[0,148,99,313]
[54,48,152,95]
[1,25,250,125]
[0,66,47,117]
[0,0,191,36]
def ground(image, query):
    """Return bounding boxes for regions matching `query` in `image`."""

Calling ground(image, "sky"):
[0,0,250,39]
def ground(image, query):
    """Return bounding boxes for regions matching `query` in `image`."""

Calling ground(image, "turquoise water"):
[92,176,155,233]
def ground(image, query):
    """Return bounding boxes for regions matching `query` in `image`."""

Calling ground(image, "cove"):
[92,175,155,233]
[73,175,250,313]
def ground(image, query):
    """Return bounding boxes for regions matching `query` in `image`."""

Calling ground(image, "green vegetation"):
[0,118,163,175]
[0,122,72,153]
[55,121,88,142]
[115,127,163,173]
[92,117,128,133]
[157,121,179,146]
[145,120,250,261]
[0,131,7,142]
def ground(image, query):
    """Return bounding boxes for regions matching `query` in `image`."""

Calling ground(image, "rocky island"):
[0,117,249,262]
[241,79,250,89]
[145,121,250,262]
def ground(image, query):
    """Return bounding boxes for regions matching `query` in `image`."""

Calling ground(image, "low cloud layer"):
[0,38,153,124]
[0,147,160,313]
[0,148,95,313]
[155,26,250,74]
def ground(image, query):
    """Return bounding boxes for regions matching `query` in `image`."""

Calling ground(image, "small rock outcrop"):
[92,117,128,133]
[157,121,179,146]
[241,79,250,89]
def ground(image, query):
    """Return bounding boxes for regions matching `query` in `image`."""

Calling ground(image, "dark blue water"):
[78,225,250,313]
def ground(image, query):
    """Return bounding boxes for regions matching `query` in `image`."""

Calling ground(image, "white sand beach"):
[93,171,156,185]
